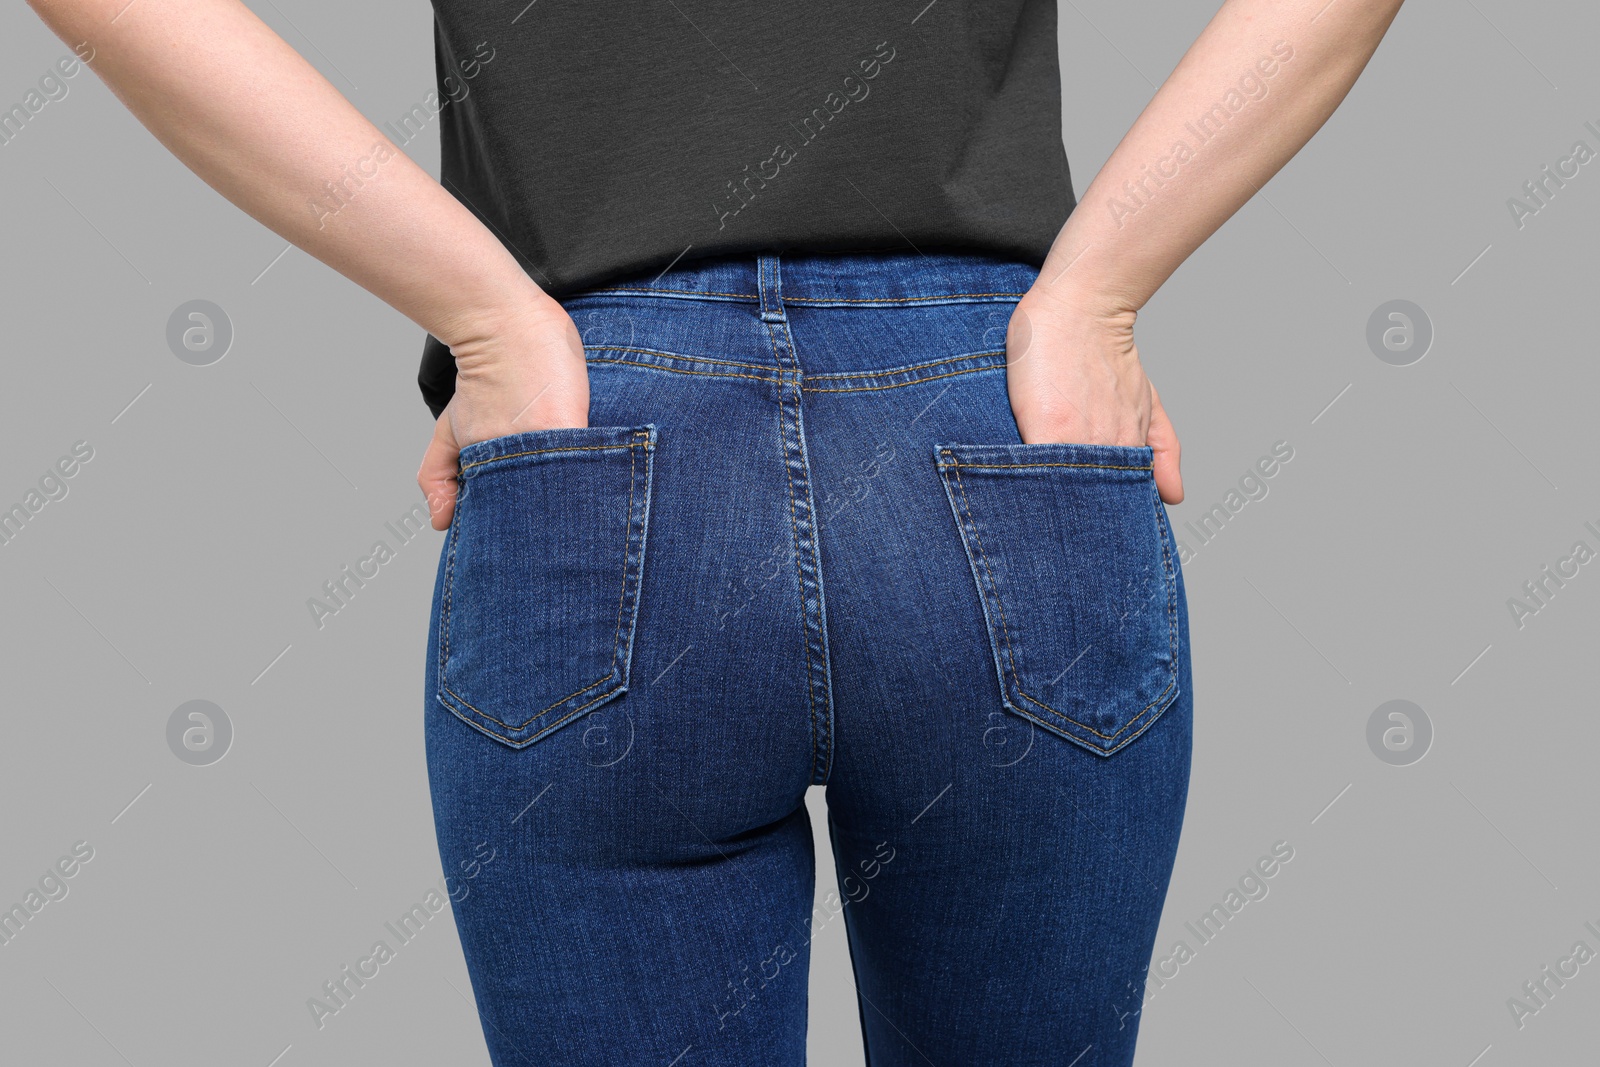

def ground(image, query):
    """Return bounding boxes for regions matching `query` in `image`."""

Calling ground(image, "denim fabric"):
[424,250,1193,1066]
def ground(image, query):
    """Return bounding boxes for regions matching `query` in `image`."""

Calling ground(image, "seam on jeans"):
[584,346,774,371]
[1013,675,1176,744]
[769,319,820,778]
[438,435,649,736]
[572,288,1028,305]
[585,353,1003,391]
[585,358,780,385]
[539,686,630,735]
[607,435,642,677]
[949,461,1027,714]
[946,459,1177,747]
[780,291,1028,305]
[761,273,832,782]
[938,460,1153,472]
[439,477,462,704]
[803,365,1002,394]
[793,388,833,785]
[571,286,758,300]
[439,675,612,731]
[805,352,1005,380]
[764,302,786,367]
[619,430,656,689]
[459,440,648,474]
[440,682,624,745]
[778,315,836,785]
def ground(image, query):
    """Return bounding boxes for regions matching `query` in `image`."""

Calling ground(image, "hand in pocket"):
[1004,288,1183,504]
[418,297,592,529]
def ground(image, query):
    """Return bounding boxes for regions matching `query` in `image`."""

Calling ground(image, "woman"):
[27,0,1404,1062]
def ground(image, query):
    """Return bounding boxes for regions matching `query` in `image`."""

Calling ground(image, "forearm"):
[26,0,546,351]
[1040,0,1404,313]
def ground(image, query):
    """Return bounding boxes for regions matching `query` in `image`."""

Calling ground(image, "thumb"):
[419,413,461,531]
[1147,383,1183,505]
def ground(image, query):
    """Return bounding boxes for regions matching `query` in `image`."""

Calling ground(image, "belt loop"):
[757,253,785,322]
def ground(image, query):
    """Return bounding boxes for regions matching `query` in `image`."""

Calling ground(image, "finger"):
[418,414,461,530]
[1147,383,1183,504]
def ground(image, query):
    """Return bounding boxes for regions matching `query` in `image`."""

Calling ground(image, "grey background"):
[1,1,1594,1064]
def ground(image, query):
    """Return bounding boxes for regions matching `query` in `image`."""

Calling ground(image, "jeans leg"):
[807,295,1193,1066]
[421,292,822,1066]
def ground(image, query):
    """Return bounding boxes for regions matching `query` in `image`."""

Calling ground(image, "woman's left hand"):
[1005,286,1184,504]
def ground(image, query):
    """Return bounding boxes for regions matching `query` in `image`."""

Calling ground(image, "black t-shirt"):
[417,1,1075,417]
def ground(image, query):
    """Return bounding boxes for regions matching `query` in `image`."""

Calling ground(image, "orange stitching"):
[803,364,1003,394]
[459,440,648,473]
[939,460,1153,472]
[805,352,1005,380]
[584,354,1002,392]
[585,346,774,371]
[1015,679,1175,742]
[536,686,629,736]
[544,675,613,713]
[781,291,1027,305]
[440,478,462,695]
[585,359,779,385]
[769,317,821,770]
[950,463,1028,709]
[607,437,640,677]
[764,298,786,371]
[946,462,1178,747]
[440,675,611,731]
[440,682,623,743]
[570,286,757,300]
[762,293,824,774]
[568,287,1026,305]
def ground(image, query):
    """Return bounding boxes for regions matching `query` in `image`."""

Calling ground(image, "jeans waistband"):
[572,249,1041,308]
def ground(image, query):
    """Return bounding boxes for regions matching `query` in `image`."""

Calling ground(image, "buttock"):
[419,250,1192,1066]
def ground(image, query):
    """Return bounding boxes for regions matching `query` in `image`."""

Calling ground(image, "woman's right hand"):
[418,296,591,529]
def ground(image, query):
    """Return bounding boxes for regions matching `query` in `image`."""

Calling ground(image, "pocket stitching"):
[437,433,652,743]
[439,674,616,733]
[944,454,1178,750]
[438,678,623,741]
[939,459,1152,472]
[459,439,643,474]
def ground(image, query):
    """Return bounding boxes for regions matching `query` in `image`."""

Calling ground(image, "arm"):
[1012,0,1406,502]
[26,0,584,527]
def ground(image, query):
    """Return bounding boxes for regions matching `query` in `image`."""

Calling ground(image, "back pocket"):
[934,441,1179,756]
[436,426,656,748]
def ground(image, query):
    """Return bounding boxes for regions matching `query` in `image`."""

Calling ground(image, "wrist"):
[448,295,574,372]
[434,275,563,357]
[1020,279,1139,336]
[1030,231,1147,322]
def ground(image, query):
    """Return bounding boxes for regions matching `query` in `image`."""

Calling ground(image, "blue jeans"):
[424,250,1193,1066]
